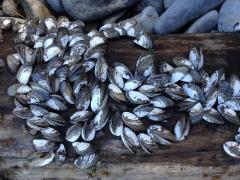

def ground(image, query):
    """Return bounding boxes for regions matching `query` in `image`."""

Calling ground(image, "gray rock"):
[186,10,218,33]
[103,10,126,24]
[218,0,240,32]
[164,0,175,9]
[61,0,139,21]
[132,6,159,32]
[136,0,164,14]
[47,0,65,13]
[154,0,224,35]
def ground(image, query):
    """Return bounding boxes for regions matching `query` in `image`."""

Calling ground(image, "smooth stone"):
[135,0,164,14]
[186,10,219,33]
[218,0,240,32]
[102,10,126,24]
[154,0,224,35]
[20,0,52,19]
[47,0,65,13]
[61,0,139,21]
[164,0,175,9]
[132,6,159,33]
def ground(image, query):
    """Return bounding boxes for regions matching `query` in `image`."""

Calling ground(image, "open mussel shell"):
[109,110,123,137]
[121,127,140,153]
[137,133,159,154]
[33,139,57,152]
[72,142,95,155]
[122,112,145,131]
[74,153,99,169]
[223,141,240,159]
[65,123,82,142]
[55,144,66,164]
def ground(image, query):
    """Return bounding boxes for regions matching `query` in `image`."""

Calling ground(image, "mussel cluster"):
[5,16,240,168]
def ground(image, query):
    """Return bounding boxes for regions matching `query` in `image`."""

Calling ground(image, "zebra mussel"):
[6,16,240,168]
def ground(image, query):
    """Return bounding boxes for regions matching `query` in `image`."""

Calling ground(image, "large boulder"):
[218,0,240,32]
[61,0,139,21]
[154,0,224,35]
[132,6,159,33]
[186,10,219,33]
[163,0,175,9]
[47,0,65,13]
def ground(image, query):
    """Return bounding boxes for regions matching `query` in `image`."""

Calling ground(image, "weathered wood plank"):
[0,32,240,179]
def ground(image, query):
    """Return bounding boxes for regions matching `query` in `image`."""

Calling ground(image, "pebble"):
[61,0,139,21]
[132,6,159,33]
[2,0,18,17]
[135,0,164,15]
[186,10,219,33]
[154,0,224,35]
[164,0,175,9]
[20,0,52,19]
[218,0,240,32]
[46,0,65,13]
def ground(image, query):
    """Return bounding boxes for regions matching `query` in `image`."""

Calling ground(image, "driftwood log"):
[0,32,240,180]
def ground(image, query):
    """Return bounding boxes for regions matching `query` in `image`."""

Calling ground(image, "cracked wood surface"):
[0,32,240,180]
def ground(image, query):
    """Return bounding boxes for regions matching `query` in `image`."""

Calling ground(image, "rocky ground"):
[0,0,239,35]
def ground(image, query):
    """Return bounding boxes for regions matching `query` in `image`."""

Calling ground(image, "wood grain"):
[0,32,240,180]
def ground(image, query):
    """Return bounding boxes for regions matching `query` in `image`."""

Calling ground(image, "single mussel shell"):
[41,127,63,142]
[65,122,82,142]
[189,47,203,70]
[123,76,145,91]
[17,63,32,84]
[59,80,75,104]
[43,44,62,62]
[135,52,154,77]
[30,105,48,117]
[70,110,93,123]
[189,102,204,124]
[82,120,96,142]
[28,151,55,167]
[122,112,145,131]
[43,112,67,126]
[55,144,66,164]
[72,142,95,155]
[218,104,240,125]
[109,110,123,137]
[203,108,224,124]
[223,141,240,159]
[114,62,132,80]
[121,127,140,153]
[93,105,110,131]
[133,34,153,49]
[174,115,190,141]
[95,56,108,82]
[150,95,174,108]
[45,94,68,111]
[74,153,99,169]
[138,133,159,154]
[33,139,57,152]
[7,54,21,74]
[125,90,150,104]
[108,84,126,102]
